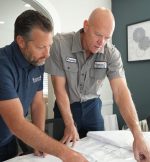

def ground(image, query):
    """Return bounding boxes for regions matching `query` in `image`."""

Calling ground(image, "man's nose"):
[97,37,105,45]
[43,47,50,58]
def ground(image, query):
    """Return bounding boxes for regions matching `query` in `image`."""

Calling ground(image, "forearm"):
[0,98,75,161]
[116,88,141,136]
[56,92,74,127]
[51,76,75,127]
[11,118,71,159]
[31,101,46,131]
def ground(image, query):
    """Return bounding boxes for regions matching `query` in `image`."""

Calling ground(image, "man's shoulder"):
[0,43,16,73]
[54,31,76,41]
[0,42,14,57]
[104,42,119,54]
[0,46,11,65]
[105,42,115,50]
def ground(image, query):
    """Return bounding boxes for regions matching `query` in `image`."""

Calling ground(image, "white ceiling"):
[0,0,34,46]
[0,0,29,23]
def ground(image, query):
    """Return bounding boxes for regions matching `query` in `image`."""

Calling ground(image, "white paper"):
[4,154,62,162]
[87,130,133,150]
[72,137,136,162]
[6,130,150,162]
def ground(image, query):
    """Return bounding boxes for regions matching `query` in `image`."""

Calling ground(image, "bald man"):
[45,8,150,161]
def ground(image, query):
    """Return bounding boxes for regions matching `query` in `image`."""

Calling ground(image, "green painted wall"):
[112,0,150,128]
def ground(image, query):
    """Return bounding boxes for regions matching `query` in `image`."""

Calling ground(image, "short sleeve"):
[37,67,44,91]
[45,35,65,76]
[106,44,125,80]
[0,59,18,100]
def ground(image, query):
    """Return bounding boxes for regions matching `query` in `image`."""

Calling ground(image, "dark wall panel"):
[112,0,150,128]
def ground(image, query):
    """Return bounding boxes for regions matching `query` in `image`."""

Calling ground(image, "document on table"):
[87,130,150,151]
[5,130,150,162]
[72,136,136,162]
[5,138,136,162]
[87,130,133,150]
[4,154,62,162]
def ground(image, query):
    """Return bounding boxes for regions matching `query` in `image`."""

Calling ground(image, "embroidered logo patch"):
[66,57,77,63]
[32,76,41,83]
[94,61,107,69]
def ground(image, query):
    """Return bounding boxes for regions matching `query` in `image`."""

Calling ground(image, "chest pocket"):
[90,68,107,80]
[64,62,78,73]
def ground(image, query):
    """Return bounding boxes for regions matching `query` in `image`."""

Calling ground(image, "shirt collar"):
[71,29,84,53]
[100,46,105,54]
[12,41,34,69]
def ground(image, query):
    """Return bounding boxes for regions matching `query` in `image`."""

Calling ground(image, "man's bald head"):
[88,7,115,32]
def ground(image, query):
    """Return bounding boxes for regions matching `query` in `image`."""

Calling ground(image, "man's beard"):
[23,52,46,66]
[30,60,45,66]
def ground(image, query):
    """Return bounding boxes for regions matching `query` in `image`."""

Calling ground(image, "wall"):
[0,0,34,47]
[112,0,150,128]
[48,0,111,32]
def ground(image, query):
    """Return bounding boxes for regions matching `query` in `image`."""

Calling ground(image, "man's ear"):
[83,20,89,33]
[16,35,25,49]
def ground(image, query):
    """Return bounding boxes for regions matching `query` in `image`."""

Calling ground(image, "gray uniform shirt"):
[45,29,125,104]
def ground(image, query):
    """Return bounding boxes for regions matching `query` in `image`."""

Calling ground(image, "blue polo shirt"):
[0,41,44,147]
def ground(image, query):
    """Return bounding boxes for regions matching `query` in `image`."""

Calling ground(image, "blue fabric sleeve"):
[37,67,44,91]
[0,58,18,100]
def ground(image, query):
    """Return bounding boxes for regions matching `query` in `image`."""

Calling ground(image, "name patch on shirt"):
[66,57,77,63]
[94,61,107,69]
[32,76,41,83]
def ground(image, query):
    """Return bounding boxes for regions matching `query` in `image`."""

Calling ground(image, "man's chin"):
[37,62,45,66]
[32,61,45,66]
[93,48,102,54]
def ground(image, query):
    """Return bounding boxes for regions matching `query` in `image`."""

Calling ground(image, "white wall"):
[0,0,35,47]
[48,0,111,32]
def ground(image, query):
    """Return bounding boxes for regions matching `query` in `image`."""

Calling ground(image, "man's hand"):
[133,133,150,162]
[60,124,79,147]
[34,150,47,158]
[63,149,89,162]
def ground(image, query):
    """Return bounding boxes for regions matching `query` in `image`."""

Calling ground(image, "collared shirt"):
[0,41,44,147]
[45,29,125,104]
